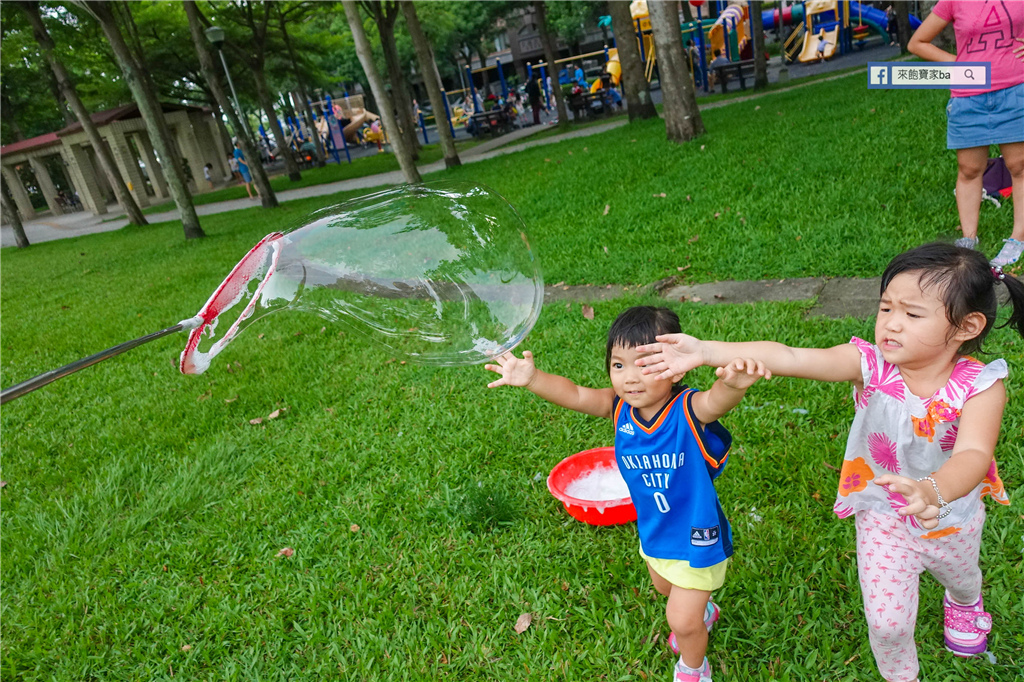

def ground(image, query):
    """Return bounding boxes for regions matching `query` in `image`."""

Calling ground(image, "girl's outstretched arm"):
[877,380,1006,527]
[485,350,615,418]
[635,335,862,385]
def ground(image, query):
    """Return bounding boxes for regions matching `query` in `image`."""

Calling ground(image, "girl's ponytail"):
[995,267,1024,340]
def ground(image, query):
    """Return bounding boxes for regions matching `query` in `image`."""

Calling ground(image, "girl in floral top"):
[631,243,1024,682]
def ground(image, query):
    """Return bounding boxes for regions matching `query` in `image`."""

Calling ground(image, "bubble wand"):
[0,231,281,405]
[0,316,204,405]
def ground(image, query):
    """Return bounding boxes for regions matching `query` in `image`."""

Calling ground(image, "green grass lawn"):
[2,74,1022,680]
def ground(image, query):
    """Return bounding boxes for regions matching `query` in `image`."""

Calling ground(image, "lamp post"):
[204,26,247,140]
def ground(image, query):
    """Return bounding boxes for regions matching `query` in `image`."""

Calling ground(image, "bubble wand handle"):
[0,315,203,405]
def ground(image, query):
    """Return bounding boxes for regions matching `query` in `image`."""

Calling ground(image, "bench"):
[469,109,513,137]
[712,59,756,93]
[569,91,613,121]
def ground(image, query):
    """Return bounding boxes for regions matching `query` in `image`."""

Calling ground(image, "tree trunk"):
[607,0,657,121]
[402,1,461,167]
[1,93,25,141]
[21,1,149,227]
[751,0,768,89]
[680,2,693,23]
[46,69,76,125]
[369,1,421,160]
[183,0,277,208]
[81,1,203,238]
[534,1,569,129]
[1,181,31,248]
[211,99,234,157]
[895,2,912,54]
[343,0,421,184]
[254,69,302,182]
[648,0,703,143]
[918,1,955,52]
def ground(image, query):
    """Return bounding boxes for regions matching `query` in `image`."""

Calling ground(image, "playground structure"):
[774,1,922,64]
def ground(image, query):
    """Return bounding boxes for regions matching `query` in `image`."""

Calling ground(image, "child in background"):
[816,28,831,62]
[909,1,1024,266]
[636,243,1024,682]
[486,306,766,682]
[203,163,214,190]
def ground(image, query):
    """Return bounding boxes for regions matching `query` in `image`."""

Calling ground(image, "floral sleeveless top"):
[832,338,1010,539]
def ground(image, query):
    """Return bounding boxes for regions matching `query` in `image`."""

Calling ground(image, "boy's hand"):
[485,350,537,389]
[876,475,941,530]
[715,358,770,390]
[635,333,704,381]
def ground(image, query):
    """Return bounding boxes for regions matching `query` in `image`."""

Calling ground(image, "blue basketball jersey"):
[613,386,733,568]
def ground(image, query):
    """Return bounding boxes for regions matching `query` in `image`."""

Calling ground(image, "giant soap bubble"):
[180,182,543,374]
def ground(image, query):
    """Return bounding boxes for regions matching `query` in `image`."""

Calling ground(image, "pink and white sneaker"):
[943,593,992,657]
[668,601,720,654]
[673,656,712,682]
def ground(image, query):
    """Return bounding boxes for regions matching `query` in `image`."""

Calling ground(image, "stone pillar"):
[106,129,150,208]
[199,115,229,181]
[171,120,202,192]
[28,156,64,216]
[133,131,168,200]
[0,165,37,220]
[88,144,115,205]
[66,144,108,215]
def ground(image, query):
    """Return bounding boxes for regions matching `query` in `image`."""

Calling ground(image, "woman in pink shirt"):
[909,1,1024,268]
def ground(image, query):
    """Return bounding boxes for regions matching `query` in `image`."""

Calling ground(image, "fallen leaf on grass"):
[581,305,594,320]
[652,192,666,198]
[267,409,283,420]
[197,391,211,401]
[226,364,234,374]
[276,547,294,558]
[688,234,700,244]
[544,158,551,163]
[691,296,702,302]
[0,481,6,489]
[603,204,610,215]
[700,145,705,150]
[553,281,565,287]
[714,212,721,219]
[181,645,192,652]
[350,524,360,532]
[258,333,265,339]
[603,246,609,255]
[249,418,263,425]
[686,195,692,201]
[514,613,532,634]
[796,235,802,241]
[677,265,691,272]
[755,105,761,110]
[225,395,238,403]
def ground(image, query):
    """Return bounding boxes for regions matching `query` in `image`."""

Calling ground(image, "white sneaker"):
[673,656,712,682]
[991,238,1024,267]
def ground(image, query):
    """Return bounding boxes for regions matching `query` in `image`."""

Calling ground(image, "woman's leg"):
[955,146,990,241]
[856,512,923,682]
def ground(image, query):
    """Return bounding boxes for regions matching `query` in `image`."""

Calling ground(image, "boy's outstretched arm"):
[635,334,862,385]
[485,350,615,418]
[691,357,767,424]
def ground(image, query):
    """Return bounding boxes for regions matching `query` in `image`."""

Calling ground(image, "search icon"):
[964,68,975,81]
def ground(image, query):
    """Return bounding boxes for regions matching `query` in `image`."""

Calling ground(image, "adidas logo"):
[618,422,635,436]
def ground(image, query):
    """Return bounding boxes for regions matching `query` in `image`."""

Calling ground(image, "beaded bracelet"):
[918,475,953,519]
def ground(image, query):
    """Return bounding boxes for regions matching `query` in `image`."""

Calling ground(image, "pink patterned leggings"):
[855,506,986,682]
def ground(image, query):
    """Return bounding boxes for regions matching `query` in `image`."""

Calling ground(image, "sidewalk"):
[545,275,881,319]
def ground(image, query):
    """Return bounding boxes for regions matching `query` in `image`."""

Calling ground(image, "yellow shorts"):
[640,548,728,591]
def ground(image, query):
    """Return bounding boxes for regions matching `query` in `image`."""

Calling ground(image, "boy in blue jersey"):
[486,306,767,682]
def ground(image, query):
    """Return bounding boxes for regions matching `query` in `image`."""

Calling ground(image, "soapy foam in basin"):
[564,466,629,502]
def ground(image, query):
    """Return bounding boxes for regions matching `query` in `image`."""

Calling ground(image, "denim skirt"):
[947,82,1024,150]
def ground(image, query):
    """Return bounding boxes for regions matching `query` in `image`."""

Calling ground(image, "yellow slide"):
[798,26,839,62]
